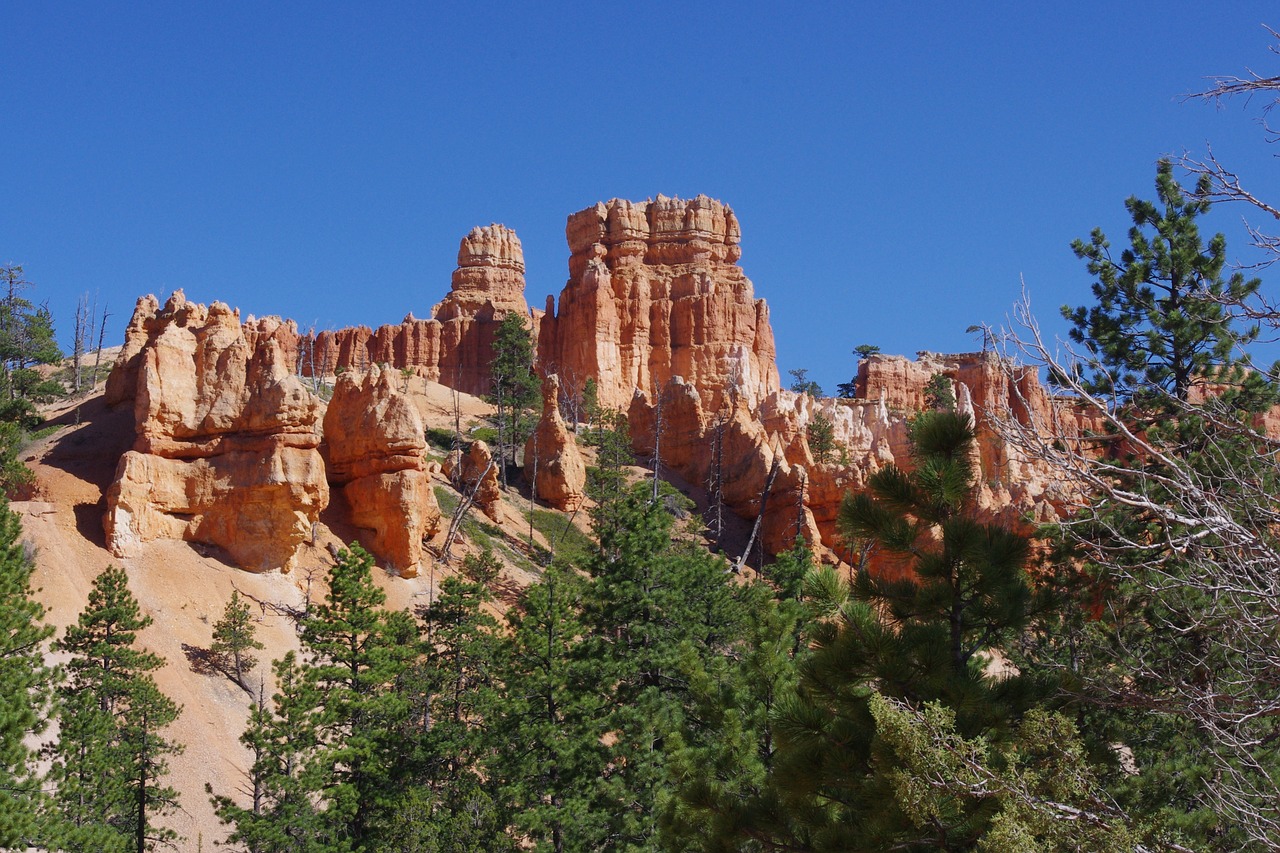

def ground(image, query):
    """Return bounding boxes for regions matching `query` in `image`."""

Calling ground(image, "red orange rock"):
[322,364,441,577]
[103,291,328,572]
[524,374,586,511]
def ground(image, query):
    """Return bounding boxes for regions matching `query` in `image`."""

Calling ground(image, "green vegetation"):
[210,590,264,692]
[49,565,184,851]
[525,507,592,565]
[807,411,835,463]
[488,313,538,488]
[8,46,1280,852]
[787,367,822,397]
[1062,159,1267,408]
[0,497,55,848]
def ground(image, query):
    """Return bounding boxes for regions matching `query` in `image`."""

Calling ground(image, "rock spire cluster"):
[100,196,1098,574]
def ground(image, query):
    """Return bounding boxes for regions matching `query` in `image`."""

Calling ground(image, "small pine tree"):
[807,413,836,464]
[210,591,264,691]
[488,313,539,488]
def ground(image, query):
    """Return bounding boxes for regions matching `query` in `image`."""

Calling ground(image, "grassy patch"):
[28,423,64,441]
[426,427,457,451]
[434,485,460,517]
[434,484,538,572]
[526,507,594,566]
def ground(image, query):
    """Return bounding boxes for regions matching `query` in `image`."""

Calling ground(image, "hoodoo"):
[539,195,780,413]
[322,364,441,577]
[103,291,328,572]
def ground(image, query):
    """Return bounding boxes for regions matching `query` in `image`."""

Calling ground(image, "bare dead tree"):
[91,301,109,390]
[527,430,539,552]
[441,458,497,562]
[997,293,1280,847]
[736,454,781,574]
[1180,27,1280,271]
[706,408,726,547]
[650,384,665,505]
[72,293,90,393]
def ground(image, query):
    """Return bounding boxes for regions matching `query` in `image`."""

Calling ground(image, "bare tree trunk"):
[736,457,780,574]
[651,387,664,505]
[528,431,539,554]
[73,293,88,393]
[92,302,109,390]
[441,459,497,562]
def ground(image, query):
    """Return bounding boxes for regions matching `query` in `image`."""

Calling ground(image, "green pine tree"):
[393,548,510,850]
[211,654,329,853]
[488,312,539,488]
[489,564,608,852]
[580,484,756,848]
[0,264,64,427]
[213,544,418,852]
[1061,159,1269,408]
[731,411,1044,851]
[0,497,56,848]
[211,590,265,691]
[49,565,182,852]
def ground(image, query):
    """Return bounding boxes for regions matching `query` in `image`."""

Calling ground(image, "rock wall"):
[322,364,441,577]
[538,195,780,414]
[103,291,329,572]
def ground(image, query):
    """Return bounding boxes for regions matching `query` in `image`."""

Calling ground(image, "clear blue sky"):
[4,2,1279,395]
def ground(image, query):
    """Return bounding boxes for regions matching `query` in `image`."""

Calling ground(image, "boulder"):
[443,439,502,520]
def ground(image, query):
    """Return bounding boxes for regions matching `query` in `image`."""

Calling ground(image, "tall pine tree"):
[1061,159,1267,408]
[0,497,56,848]
[49,565,182,852]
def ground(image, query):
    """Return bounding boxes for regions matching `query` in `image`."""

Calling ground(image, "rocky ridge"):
[100,196,1097,574]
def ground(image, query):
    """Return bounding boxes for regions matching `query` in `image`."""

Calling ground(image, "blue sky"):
[4,2,1279,395]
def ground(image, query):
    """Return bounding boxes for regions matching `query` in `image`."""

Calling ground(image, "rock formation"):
[303,224,532,395]
[322,364,441,577]
[538,195,780,414]
[97,198,1110,576]
[443,440,502,520]
[103,291,329,572]
[524,374,586,510]
[104,294,158,406]
[629,351,1094,565]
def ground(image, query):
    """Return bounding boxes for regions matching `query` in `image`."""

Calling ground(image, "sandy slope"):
[16,379,551,847]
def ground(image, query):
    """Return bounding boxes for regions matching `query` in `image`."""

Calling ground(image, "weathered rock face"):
[322,364,441,577]
[524,375,586,511]
[103,291,329,572]
[303,224,532,396]
[629,352,1094,566]
[539,195,780,413]
[104,294,158,407]
[443,440,501,520]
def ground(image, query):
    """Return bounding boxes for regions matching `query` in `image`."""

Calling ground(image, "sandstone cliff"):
[103,291,329,572]
[628,351,1092,565]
